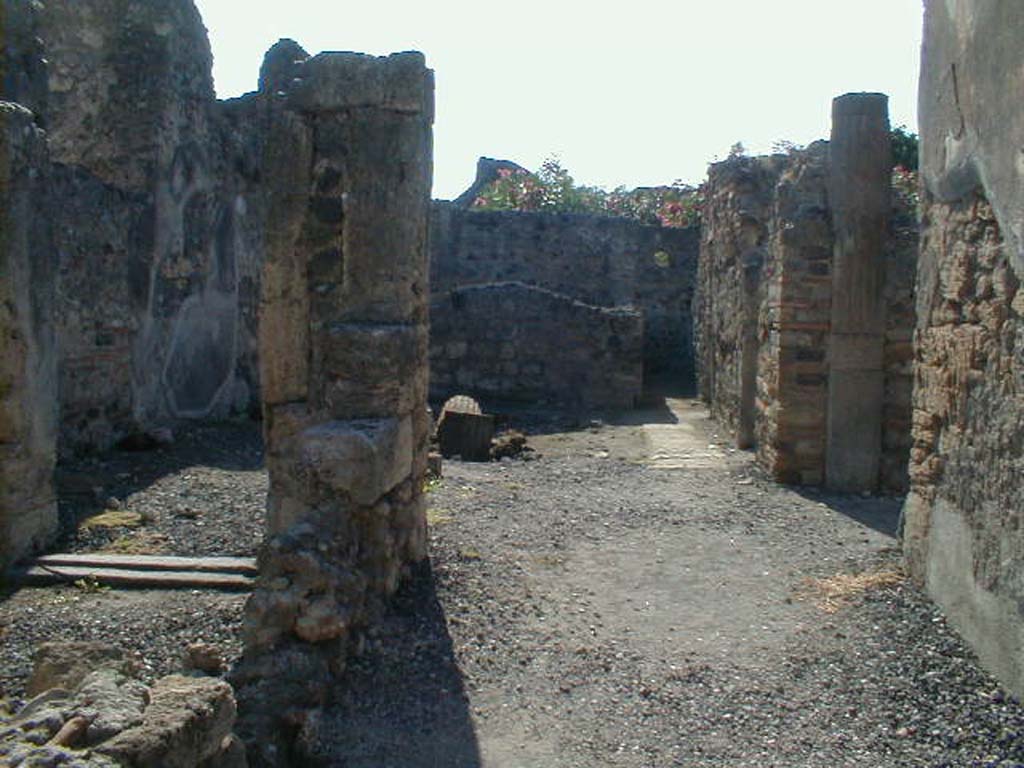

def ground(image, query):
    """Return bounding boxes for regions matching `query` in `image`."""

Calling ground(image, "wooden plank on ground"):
[35,553,257,575]
[20,565,254,591]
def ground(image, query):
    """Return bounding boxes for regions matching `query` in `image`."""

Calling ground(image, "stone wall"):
[880,206,917,491]
[635,225,701,378]
[903,0,1024,697]
[756,144,834,485]
[430,282,643,410]
[696,155,785,444]
[0,103,58,571]
[232,51,433,762]
[697,118,916,492]
[430,204,697,405]
[33,0,263,454]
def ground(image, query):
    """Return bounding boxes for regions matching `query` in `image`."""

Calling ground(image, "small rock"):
[183,643,225,676]
[28,643,138,697]
[95,675,237,768]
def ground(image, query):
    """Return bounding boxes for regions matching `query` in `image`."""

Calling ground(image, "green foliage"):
[891,166,920,221]
[73,575,109,593]
[472,156,702,228]
[891,125,918,171]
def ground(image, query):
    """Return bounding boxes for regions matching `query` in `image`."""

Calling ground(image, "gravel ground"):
[0,421,262,700]
[55,420,265,557]
[3,402,1024,767]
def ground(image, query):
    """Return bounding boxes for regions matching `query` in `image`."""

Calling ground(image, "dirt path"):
[307,397,1024,767]
[3,400,1024,766]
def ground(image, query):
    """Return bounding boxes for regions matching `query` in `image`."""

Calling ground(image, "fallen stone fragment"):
[76,669,149,745]
[183,643,226,676]
[28,643,138,697]
[95,675,238,768]
[46,714,89,748]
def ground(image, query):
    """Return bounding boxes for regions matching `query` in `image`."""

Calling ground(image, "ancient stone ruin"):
[2,0,265,573]
[1,0,433,762]
[2,0,1024,762]
[430,200,699,408]
[0,99,58,572]
[696,95,917,492]
[231,49,433,761]
[903,0,1024,696]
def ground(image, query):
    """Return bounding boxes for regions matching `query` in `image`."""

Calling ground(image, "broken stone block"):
[75,669,149,745]
[287,51,433,116]
[27,642,138,698]
[183,642,226,677]
[95,675,237,768]
[299,417,413,505]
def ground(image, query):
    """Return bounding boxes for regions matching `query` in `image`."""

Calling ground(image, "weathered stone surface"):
[96,674,237,767]
[288,51,434,117]
[430,203,698,384]
[0,101,58,571]
[696,154,785,445]
[1,0,49,117]
[27,642,137,697]
[237,49,432,761]
[430,282,644,409]
[825,93,891,491]
[903,0,1024,698]
[757,143,834,486]
[919,1,1024,276]
[76,669,150,745]
[904,192,1024,691]
[299,418,413,505]
[451,156,529,208]
[19,0,267,454]
[183,642,226,676]
[698,127,915,491]
[3,645,245,768]
[259,39,309,95]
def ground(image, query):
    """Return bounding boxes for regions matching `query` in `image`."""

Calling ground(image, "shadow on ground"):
[447,369,695,438]
[53,419,265,548]
[307,560,482,767]
[793,486,904,539]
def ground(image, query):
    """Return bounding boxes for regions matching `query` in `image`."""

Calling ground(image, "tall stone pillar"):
[825,93,891,491]
[233,51,433,764]
[0,103,58,572]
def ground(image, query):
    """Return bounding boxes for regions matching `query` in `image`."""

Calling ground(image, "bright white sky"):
[193,0,923,200]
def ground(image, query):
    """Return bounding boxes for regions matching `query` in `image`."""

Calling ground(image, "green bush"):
[471,156,703,228]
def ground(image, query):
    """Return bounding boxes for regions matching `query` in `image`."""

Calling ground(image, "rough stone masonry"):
[0,0,266,566]
[33,0,264,456]
[430,202,699,408]
[904,0,1024,698]
[230,49,434,764]
[696,98,916,493]
[0,101,59,573]
[1,1,436,762]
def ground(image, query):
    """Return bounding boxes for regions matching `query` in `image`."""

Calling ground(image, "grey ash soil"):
[55,421,266,557]
[3,401,1024,766]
